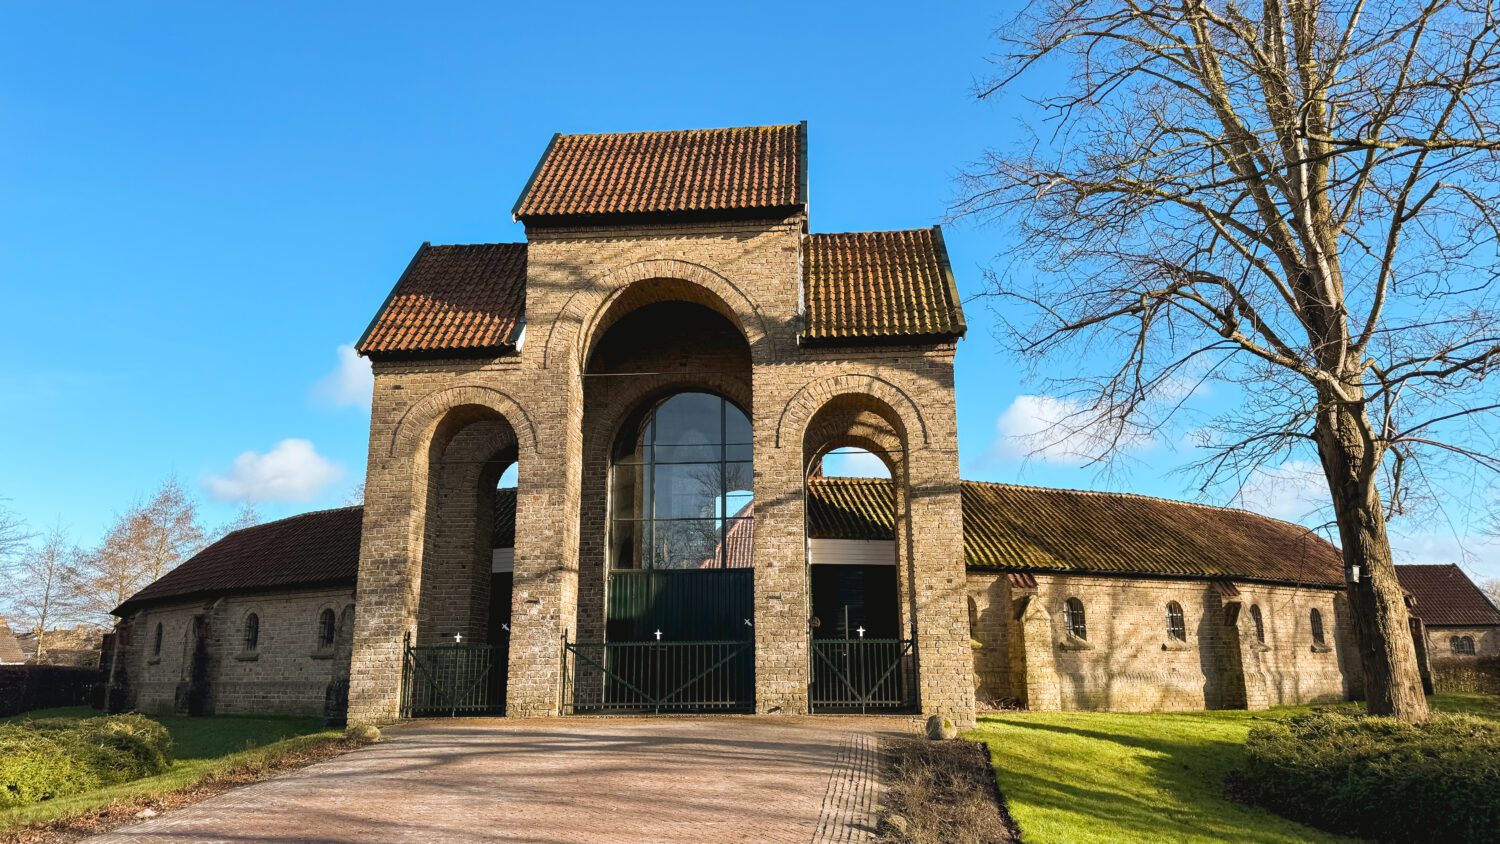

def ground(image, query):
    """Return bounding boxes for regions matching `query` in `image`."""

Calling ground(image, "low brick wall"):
[0,664,104,717]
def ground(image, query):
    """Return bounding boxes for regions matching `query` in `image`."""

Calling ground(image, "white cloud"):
[1233,460,1330,523]
[993,394,1151,465]
[821,449,891,478]
[313,344,373,409]
[204,439,344,503]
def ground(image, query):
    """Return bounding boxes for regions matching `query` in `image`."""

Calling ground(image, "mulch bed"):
[877,735,1020,844]
[1,735,367,844]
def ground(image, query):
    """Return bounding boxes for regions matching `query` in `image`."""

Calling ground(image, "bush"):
[0,714,173,807]
[1432,657,1500,695]
[1232,711,1500,843]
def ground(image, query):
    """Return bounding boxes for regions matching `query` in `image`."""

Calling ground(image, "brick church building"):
[111,124,1372,726]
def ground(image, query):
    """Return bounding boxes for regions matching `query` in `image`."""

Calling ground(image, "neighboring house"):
[111,508,360,717]
[17,626,106,668]
[1397,564,1500,659]
[0,617,26,664]
[111,123,1365,724]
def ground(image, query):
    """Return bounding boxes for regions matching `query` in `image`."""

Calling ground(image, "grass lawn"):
[0,707,343,834]
[971,693,1498,844]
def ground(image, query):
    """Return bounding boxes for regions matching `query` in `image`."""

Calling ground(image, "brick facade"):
[967,572,1361,711]
[1426,625,1500,658]
[347,218,976,726]
[120,587,355,717]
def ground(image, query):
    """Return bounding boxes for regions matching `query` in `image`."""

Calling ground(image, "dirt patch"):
[876,735,1020,844]
[1,734,366,844]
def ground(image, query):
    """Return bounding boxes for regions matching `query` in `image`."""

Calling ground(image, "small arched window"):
[1250,605,1266,643]
[1310,608,1326,646]
[316,608,337,650]
[1452,635,1477,655]
[243,613,260,652]
[1064,598,1087,640]
[152,622,163,657]
[1166,602,1186,641]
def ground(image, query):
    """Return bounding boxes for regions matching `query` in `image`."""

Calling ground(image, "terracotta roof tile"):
[114,508,364,615]
[807,477,1345,586]
[803,229,966,343]
[357,243,527,358]
[0,617,25,664]
[807,477,896,540]
[514,124,806,220]
[1396,564,1500,627]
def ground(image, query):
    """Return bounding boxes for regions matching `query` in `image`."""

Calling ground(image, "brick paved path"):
[87,716,911,844]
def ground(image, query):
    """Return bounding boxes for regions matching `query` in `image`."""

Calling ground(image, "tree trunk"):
[1316,406,1429,722]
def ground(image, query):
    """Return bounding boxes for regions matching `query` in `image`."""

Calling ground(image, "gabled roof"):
[0,617,25,664]
[513,124,807,222]
[357,243,527,359]
[806,477,1345,587]
[1396,564,1500,627]
[803,229,966,344]
[114,507,364,615]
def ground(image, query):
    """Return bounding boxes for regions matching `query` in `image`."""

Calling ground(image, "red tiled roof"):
[1396,564,1500,627]
[114,508,364,615]
[0,617,25,664]
[806,477,1345,587]
[803,229,966,343]
[513,124,806,221]
[357,243,527,359]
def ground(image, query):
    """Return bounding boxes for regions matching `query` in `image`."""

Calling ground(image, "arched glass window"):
[316,608,337,650]
[1250,605,1266,643]
[1310,608,1326,645]
[1453,635,1477,655]
[243,613,260,652]
[152,622,163,657]
[1166,602,1186,641]
[610,392,753,569]
[1064,598,1087,639]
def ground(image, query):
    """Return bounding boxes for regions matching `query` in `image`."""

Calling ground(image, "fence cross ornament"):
[654,629,662,641]
[856,626,866,638]
[453,633,463,644]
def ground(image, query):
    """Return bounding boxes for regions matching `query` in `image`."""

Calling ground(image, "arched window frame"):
[608,391,754,571]
[152,622,163,657]
[1310,608,1326,646]
[1250,604,1266,644]
[1165,601,1186,642]
[242,612,260,653]
[1063,598,1087,640]
[315,608,337,651]
[1452,635,1477,655]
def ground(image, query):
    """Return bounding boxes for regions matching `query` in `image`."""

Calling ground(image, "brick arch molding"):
[542,258,775,370]
[776,374,930,450]
[388,385,539,459]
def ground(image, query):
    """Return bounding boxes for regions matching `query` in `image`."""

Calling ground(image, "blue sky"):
[2,2,1495,580]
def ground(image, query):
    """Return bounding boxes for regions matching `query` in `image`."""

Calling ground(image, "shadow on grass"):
[973,712,1359,844]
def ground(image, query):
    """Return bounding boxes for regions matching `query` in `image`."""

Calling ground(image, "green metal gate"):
[809,637,916,713]
[563,637,754,713]
[400,633,505,717]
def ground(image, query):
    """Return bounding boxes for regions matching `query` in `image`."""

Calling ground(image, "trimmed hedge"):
[1232,711,1500,843]
[1432,657,1500,695]
[0,714,172,807]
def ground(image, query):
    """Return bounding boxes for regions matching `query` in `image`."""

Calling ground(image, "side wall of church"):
[968,572,1361,711]
[124,587,355,717]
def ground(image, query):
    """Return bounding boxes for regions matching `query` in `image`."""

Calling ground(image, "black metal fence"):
[809,638,916,713]
[401,635,505,718]
[563,638,754,714]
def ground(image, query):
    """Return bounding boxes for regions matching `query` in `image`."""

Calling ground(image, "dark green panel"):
[607,569,754,642]
[810,565,900,639]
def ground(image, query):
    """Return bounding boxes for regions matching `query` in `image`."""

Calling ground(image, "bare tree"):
[214,502,262,539]
[958,0,1500,721]
[11,525,81,662]
[1483,578,1500,610]
[70,478,206,624]
[0,498,30,565]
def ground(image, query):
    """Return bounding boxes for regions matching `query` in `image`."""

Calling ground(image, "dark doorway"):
[810,565,900,639]
[487,571,512,711]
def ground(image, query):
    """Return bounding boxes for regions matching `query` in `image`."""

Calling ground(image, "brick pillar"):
[906,449,977,727]
[1010,593,1061,710]
[347,416,424,725]
[752,412,810,714]
[505,375,582,717]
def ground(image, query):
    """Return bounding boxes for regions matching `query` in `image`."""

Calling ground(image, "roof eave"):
[354,242,430,357]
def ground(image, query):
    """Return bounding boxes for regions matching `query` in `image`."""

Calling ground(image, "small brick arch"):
[388,385,538,459]
[776,373,930,450]
[542,258,774,370]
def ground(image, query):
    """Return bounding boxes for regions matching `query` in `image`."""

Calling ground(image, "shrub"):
[1432,657,1500,695]
[0,714,173,807]
[1232,711,1500,843]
